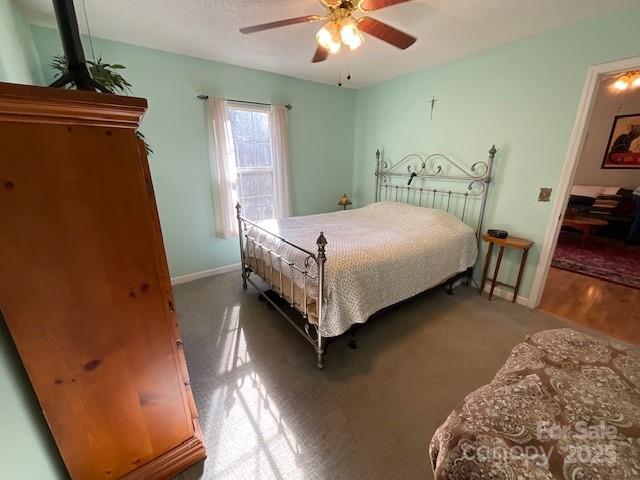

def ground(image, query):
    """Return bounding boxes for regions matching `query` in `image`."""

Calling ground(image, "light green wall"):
[31,25,356,278]
[0,0,42,84]
[353,6,640,299]
[0,3,66,480]
[0,319,67,479]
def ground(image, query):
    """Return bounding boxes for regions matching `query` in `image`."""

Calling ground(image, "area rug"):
[552,231,640,289]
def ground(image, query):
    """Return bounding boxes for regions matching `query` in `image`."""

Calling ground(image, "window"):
[209,97,290,239]
[227,104,274,221]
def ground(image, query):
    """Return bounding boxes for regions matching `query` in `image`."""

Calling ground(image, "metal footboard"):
[235,203,327,369]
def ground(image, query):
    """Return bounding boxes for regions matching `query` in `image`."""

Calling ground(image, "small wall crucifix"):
[428,96,439,120]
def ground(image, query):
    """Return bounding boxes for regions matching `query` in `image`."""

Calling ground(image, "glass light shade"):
[614,76,630,91]
[633,74,640,88]
[338,193,352,208]
[316,22,342,54]
[340,18,364,50]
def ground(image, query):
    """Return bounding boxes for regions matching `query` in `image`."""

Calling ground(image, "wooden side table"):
[479,234,534,302]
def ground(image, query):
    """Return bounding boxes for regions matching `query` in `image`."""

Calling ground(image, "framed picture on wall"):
[602,113,640,169]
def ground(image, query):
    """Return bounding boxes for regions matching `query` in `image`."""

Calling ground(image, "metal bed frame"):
[235,145,496,369]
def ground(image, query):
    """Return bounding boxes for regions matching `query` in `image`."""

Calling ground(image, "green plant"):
[51,55,152,153]
[51,55,132,93]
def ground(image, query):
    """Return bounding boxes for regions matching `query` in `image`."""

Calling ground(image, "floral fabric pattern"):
[430,329,640,479]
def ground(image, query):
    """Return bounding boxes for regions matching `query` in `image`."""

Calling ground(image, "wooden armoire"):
[0,82,205,479]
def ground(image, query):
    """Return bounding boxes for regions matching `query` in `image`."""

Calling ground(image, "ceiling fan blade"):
[357,16,417,49]
[311,46,329,63]
[358,0,413,11]
[239,15,321,34]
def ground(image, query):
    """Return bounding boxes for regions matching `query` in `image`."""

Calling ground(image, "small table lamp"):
[338,193,352,210]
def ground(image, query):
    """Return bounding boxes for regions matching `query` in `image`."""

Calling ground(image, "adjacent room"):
[539,71,640,343]
[1,1,639,479]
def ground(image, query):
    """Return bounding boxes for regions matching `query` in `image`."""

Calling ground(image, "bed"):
[430,328,640,479]
[236,146,497,368]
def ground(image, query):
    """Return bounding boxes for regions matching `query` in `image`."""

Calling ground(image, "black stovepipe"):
[49,0,109,92]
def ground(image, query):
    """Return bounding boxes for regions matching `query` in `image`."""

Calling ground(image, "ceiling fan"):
[239,0,417,63]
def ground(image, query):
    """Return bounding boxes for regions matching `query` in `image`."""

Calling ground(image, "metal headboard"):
[374,145,496,237]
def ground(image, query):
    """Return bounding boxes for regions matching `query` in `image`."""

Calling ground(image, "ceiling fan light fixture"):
[340,18,364,50]
[239,0,418,64]
[316,22,342,54]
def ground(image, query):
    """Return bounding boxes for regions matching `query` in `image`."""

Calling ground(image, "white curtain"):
[270,105,292,218]
[209,97,238,239]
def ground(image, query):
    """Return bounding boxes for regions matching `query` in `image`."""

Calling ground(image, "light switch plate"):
[538,187,552,202]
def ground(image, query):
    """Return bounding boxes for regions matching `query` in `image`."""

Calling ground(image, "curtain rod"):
[196,94,292,111]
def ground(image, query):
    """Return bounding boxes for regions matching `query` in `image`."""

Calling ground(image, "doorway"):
[529,57,640,345]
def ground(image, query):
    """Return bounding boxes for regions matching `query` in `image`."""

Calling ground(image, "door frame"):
[528,55,640,308]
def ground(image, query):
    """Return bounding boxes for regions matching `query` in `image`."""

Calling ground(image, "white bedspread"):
[247,202,478,337]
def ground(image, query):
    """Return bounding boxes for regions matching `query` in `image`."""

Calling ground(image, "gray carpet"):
[173,272,570,480]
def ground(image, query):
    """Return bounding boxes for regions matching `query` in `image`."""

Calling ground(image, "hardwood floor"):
[538,267,640,345]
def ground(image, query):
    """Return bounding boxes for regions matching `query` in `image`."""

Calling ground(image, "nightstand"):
[479,234,534,302]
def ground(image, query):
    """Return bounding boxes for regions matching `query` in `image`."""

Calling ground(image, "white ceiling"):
[17,0,640,88]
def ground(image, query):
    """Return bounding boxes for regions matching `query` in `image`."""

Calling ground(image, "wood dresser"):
[0,82,205,479]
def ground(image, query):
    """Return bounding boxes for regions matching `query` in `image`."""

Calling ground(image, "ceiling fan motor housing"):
[325,1,358,22]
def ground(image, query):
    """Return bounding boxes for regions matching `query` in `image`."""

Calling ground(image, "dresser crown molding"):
[0,81,146,128]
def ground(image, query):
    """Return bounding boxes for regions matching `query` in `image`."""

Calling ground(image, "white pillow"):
[603,187,621,195]
[571,185,605,198]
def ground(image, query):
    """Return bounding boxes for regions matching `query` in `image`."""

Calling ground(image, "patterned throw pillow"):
[590,193,622,215]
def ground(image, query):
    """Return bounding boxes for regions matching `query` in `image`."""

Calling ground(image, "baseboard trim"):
[482,284,529,306]
[171,265,529,304]
[171,263,241,285]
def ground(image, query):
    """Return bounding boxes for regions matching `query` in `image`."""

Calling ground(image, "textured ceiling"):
[16,0,640,88]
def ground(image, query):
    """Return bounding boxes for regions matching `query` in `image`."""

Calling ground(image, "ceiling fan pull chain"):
[81,0,96,63]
